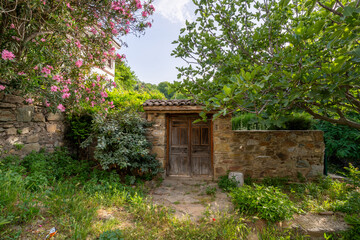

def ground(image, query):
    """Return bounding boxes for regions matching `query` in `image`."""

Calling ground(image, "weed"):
[173,201,180,205]
[218,174,238,192]
[98,229,124,240]
[230,184,299,222]
[205,186,217,197]
[13,143,24,150]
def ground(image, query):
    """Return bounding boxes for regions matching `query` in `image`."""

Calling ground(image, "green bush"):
[315,114,360,168]
[230,184,298,222]
[81,111,162,178]
[218,175,238,192]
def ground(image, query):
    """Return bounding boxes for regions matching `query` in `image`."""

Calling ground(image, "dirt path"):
[150,177,233,220]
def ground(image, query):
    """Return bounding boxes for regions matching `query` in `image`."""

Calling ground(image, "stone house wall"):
[0,93,66,157]
[213,116,325,180]
[145,112,167,168]
[145,113,325,180]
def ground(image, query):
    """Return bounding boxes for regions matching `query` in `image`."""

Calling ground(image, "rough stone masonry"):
[0,93,66,157]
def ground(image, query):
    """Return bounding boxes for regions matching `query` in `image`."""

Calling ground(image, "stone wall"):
[213,116,325,180]
[0,93,66,157]
[145,112,167,168]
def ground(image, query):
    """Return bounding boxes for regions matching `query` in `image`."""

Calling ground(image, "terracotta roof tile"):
[143,99,200,106]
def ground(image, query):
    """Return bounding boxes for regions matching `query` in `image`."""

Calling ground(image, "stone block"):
[27,134,39,143]
[307,165,324,178]
[296,159,310,168]
[247,139,259,146]
[229,172,244,187]
[0,102,16,108]
[17,106,34,122]
[22,143,41,154]
[33,113,45,122]
[6,136,20,144]
[47,113,63,121]
[4,94,24,103]
[0,110,16,121]
[151,146,165,158]
[46,124,57,133]
[21,127,30,134]
[6,128,17,135]
[0,92,4,101]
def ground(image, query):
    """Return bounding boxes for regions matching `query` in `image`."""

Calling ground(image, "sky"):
[121,0,196,85]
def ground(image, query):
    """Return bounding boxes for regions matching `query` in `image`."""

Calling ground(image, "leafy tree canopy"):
[172,0,360,129]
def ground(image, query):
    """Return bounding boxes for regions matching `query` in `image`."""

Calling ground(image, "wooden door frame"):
[166,114,214,177]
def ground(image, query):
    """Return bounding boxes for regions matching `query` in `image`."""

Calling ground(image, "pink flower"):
[45,101,50,107]
[34,66,38,70]
[85,97,89,101]
[146,22,152,28]
[100,92,108,98]
[91,101,95,107]
[18,72,25,75]
[142,11,148,17]
[57,104,66,112]
[112,29,118,35]
[62,93,71,99]
[136,3,142,9]
[26,98,33,104]
[75,60,83,68]
[0,85,5,91]
[10,24,15,29]
[112,82,117,87]
[1,49,15,60]
[50,86,58,92]
[66,3,74,11]
[149,5,155,11]
[41,66,52,75]
[40,38,46,42]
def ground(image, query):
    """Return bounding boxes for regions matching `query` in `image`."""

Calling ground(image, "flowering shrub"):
[81,111,162,177]
[0,0,154,112]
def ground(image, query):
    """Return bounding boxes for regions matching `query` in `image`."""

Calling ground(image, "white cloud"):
[154,0,194,24]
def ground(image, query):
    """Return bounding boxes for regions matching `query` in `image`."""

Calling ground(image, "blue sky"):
[121,0,196,85]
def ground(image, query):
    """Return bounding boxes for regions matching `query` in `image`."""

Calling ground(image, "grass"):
[1,150,360,239]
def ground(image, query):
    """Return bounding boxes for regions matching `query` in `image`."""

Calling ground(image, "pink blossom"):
[53,75,63,82]
[34,66,38,70]
[45,101,50,107]
[41,66,51,75]
[41,38,46,42]
[0,85,5,91]
[146,22,152,28]
[100,92,108,98]
[57,104,66,112]
[66,3,74,11]
[10,24,15,29]
[91,101,96,107]
[112,29,118,35]
[149,4,155,11]
[18,72,25,75]
[112,82,117,87]
[136,3,142,9]
[75,60,83,68]
[26,98,33,104]
[85,97,89,101]
[1,50,15,60]
[50,86,58,92]
[142,11,148,17]
[62,93,71,99]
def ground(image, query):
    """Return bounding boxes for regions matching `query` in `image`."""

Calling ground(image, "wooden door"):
[168,116,212,176]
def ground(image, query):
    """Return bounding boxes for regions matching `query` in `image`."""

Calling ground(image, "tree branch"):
[300,103,360,129]
[317,1,343,17]
[24,31,54,43]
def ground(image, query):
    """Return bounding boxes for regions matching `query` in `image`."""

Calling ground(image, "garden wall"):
[213,116,325,180]
[0,93,66,157]
[145,113,325,180]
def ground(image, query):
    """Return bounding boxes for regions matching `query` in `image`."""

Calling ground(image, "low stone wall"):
[213,116,325,180]
[0,93,66,157]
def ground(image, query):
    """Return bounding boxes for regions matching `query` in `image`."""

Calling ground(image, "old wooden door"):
[168,115,212,176]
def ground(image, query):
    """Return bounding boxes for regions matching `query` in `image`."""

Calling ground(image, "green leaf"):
[223,85,232,96]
